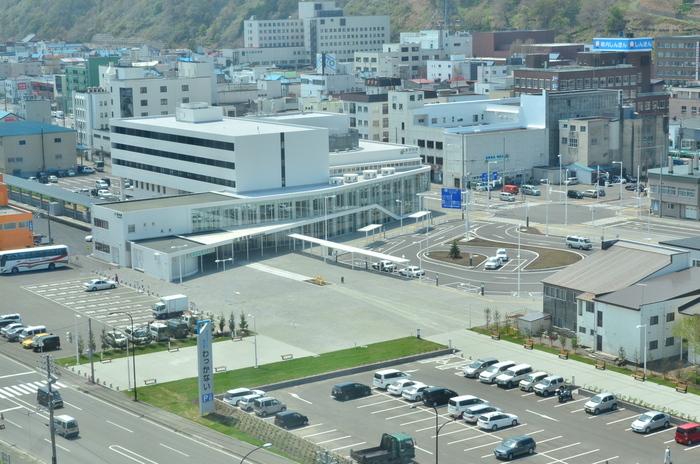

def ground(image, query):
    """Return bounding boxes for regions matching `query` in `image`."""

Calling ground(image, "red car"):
[675,422,700,445]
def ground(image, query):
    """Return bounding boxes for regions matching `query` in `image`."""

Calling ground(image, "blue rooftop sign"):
[592,37,653,51]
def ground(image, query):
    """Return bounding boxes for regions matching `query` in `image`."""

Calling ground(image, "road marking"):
[303,429,337,438]
[592,457,619,463]
[465,439,502,452]
[110,445,159,463]
[371,404,411,414]
[107,420,133,433]
[44,438,69,451]
[400,416,435,426]
[160,443,190,457]
[414,445,433,455]
[317,435,351,445]
[357,399,394,408]
[385,409,423,420]
[606,414,637,425]
[289,393,312,404]
[331,442,365,452]
[0,371,35,379]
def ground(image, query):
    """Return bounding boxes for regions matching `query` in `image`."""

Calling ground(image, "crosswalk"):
[0,380,68,400]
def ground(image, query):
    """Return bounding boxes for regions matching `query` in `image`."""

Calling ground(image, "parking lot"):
[252,354,699,463]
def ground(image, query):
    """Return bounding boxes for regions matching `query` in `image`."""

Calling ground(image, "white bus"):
[0,245,70,274]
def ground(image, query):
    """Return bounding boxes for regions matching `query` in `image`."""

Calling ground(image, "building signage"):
[197,320,214,415]
[592,38,653,51]
[484,154,509,161]
[441,188,462,209]
[190,248,215,258]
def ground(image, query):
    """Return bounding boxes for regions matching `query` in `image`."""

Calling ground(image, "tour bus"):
[0,245,70,274]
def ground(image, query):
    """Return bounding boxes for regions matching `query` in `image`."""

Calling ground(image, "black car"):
[274,411,308,429]
[101,177,111,187]
[331,382,371,401]
[32,334,60,352]
[422,387,459,407]
[567,190,583,199]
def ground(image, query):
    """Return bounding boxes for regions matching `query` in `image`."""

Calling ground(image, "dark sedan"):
[567,190,583,199]
[331,382,371,401]
[422,387,459,407]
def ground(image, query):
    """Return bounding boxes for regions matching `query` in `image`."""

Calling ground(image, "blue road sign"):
[441,188,462,209]
[481,172,488,182]
[492,171,499,181]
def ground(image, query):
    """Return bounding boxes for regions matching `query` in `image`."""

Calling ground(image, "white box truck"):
[152,294,188,319]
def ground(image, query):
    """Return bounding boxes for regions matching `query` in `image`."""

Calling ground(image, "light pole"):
[411,404,456,464]
[396,199,403,231]
[109,311,137,401]
[564,168,569,226]
[171,244,188,284]
[613,160,623,214]
[74,314,81,365]
[239,443,272,464]
[248,313,258,368]
[545,180,550,236]
[412,241,423,281]
[464,172,471,239]
[558,154,563,200]
[487,161,499,215]
[215,258,233,306]
[636,323,647,380]
[323,195,336,262]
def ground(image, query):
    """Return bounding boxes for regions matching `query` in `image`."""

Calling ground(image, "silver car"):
[484,257,502,270]
[584,392,618,415]
[83,279,117,292]
[631,411,670,434]
[238,393,266,411]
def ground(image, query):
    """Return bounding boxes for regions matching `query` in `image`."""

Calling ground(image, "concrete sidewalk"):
[427,330,699,422]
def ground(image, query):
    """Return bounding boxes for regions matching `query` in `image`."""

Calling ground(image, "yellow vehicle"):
[22,333,49,349]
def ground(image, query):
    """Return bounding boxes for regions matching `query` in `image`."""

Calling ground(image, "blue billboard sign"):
[481,173,488,182]
[592,37,653,51]
[492,171,499,181]
[441,188,462,209]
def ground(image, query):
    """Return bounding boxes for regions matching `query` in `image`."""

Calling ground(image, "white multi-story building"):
[240,1,390,66]
[94,103,429,278]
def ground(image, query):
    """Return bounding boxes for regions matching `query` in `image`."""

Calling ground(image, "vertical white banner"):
[197,320,214,415]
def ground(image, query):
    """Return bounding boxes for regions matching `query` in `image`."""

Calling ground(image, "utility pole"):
[40,355,60,464]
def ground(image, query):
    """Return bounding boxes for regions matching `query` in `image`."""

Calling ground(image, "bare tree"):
[493,309,501,331]
[484,308,492,330]
[559,333,568,351]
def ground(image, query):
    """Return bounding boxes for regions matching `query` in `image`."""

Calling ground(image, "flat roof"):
[99,192,233,213]
[0,120,74,137]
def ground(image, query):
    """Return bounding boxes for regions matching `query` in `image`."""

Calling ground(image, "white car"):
[495,248,508,262]
[401,384,432,402]
[399,266,424,277]
[476,411,519,431]
[28,176,38,182]
[83,279,117,291]
[387,379,424,396]
[462,405,502,423]
[238,393,266,411]
[48,175,58,183]
[484,257,502,270]
[631,411,670,434]
[97,189,111,197]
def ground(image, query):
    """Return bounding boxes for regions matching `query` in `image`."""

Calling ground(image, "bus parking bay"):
[21,278,157,327]
[265,356,688,463]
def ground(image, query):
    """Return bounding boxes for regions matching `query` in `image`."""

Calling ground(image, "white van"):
[566,235,593,250]
[447,395,489,417]
[253,397,286,417]
[499,192,515,202]
[479,360,516,384]
[495,364,533,388]
[95,179,109,190]
[373,369,411,390]
[53,415,79,438]
[18,325,47,342]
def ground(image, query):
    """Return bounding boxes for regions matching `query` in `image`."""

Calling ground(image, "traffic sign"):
[441,188,462,209]
[492,171,499,181]
[481,172,488,182]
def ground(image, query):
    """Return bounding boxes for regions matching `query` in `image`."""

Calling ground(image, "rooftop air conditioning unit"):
[329,177,343,185]
[381,167,395,176]
[343,173,359,183]
[363,170,377,179]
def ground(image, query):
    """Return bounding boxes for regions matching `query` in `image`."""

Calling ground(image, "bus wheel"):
[48,263,55,270]
[11,267,19,274]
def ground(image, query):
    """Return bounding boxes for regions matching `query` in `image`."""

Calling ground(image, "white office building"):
[93,103,429,279]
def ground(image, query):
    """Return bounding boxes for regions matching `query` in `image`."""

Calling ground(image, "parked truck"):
[151,294,188,319]
[350,433,415,464]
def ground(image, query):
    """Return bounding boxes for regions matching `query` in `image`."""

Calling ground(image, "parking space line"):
[682,445,700,452]
[535,435,565,446]
[642,428,675,437]
[554,398,585,407]
[587,409,624,418]
[330,442,366,452]
[414,445,433,455]
[465,439,502,452]
[606,414,637,425]
[316,435,351,445]
[357,399,395,408]
[302,429,336,438]
[371,404,412,414]
[400,416,435,426]
[385,409,424,420]
[559,448,599,461]
[592,457,619,463]
[525,409,559,422]
[447,433,487,445]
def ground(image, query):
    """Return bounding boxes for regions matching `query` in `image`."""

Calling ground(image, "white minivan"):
[18,325,47,342]
[499,192,515,202]
[479,360,516,384]
[373,369,411,390]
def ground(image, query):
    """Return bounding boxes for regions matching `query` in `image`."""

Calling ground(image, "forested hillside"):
[0,0,698,49]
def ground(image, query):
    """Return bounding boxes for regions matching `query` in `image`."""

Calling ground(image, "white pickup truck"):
[372,260,396,272]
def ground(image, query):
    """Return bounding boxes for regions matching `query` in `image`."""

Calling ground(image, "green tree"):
[188,316,198,338]
[218,314,226,336]
[100,327,108,352]
[88,327,97,355]
[672,315,700,360]
[448,240,461,260]
[77,334,84,358]
[606,6,626,34]
[239,313,249,335]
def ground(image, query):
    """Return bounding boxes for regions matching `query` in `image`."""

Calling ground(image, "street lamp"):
[323,195,336,263]
[215,258,233,305]
[613,161,623,214]
[564,168,569,226]
[412,241,423,281]
[487,161,499,215]
[171,244,188,284]
[464,172,471,239]
[109,311,138,401]
[636,323,647,381]
[239,443,272,464]
[248,313,258,368]
[411,404,456,464]
[74,314,81,365]
[396,199,403,231]
[558,154,563,200]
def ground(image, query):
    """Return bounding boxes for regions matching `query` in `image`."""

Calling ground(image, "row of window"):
[649,185,697,198]
[578,326,674,350]
[516,74,639,90]
[16,137,62,145]
[658,42,698,48]
[657,52,696,58]
[657,61,699,68]
[561,137,579,148]
[138,85,189,93]
[95,242,110,254]
[94,218,109,230]
[6,157,23,162]
[636,100,666,111]
[0,220,30,230]
[320,41,383,47]
[657,70,698,76]
[421,155,444,166]
[416,140,444,150]
[114,143,236,170]
[114,159,236,188]
[113,126,234,151]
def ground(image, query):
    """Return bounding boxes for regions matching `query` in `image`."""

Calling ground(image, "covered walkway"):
[288,233,409,269]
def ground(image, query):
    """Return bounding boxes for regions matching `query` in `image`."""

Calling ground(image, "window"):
[561,137,568,144]
[586,302,594,313]
[128,225,135,233]
[94,218,109,229]
[579,326,586,333]
[666,312,675,322]
[650,315,659,325]
[95,242,110,253]
[649,340,658,350]
[666,337,675,347]
[19,140,26,145]
[140,87,147,93]
[141,100,148,106]
[182,85,189,91]
[569,138,578,148]
[160,86,167,92]
[54,137,61,143]
[580,127,586,133]
[160,99,168,105]
[182,97,189,103]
